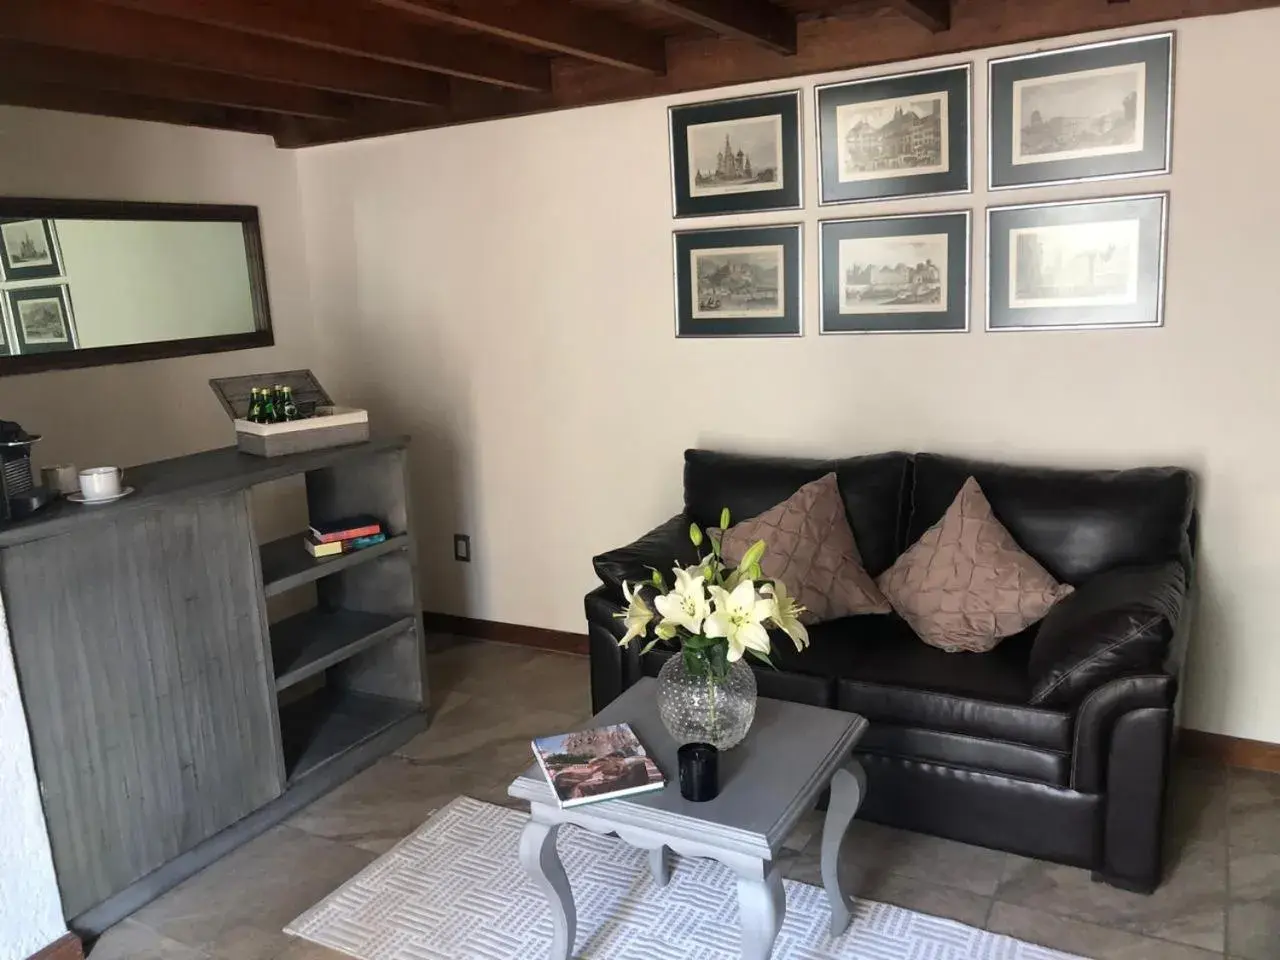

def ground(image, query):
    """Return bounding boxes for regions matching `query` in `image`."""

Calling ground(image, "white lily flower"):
[704,580,776,662]
[654,566,710,635]
[616,580,653,647]
[762,581,809,652]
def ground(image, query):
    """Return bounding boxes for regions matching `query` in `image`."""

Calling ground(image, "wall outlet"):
[453,534,471,563]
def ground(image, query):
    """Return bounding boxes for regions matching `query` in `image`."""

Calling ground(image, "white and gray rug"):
[287,796,1083,960]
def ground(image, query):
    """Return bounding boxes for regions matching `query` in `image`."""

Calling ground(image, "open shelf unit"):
[260,532,409,598]
[279,686,420,783]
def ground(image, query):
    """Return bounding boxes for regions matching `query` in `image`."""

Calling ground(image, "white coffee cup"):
[78,466,123,501]
[41,464,79,495]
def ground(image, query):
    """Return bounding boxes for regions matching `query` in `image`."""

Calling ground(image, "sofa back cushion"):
[683,449,910,577]
[908,454,1195,583]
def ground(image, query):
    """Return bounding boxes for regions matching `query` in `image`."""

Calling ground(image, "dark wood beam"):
[0,77,284,136]
[636,0,797,55]
[882,0,951,32]
[97,0,551,92]
[1,0,451,106]
[0,41,359,120]
[372,0,667,75]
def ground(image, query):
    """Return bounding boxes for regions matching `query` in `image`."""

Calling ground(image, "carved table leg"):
[821,760,867,938]
[519,818,576,960]
[650,845,670,888]
[736,861,786,960]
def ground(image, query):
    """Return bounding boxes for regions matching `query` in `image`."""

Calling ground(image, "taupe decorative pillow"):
[720,473,890,624]
[878,476,1073,653]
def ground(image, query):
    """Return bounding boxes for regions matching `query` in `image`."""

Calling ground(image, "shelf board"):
[279,687,420,784]
[270,608,416,692]
[260,533,408,598]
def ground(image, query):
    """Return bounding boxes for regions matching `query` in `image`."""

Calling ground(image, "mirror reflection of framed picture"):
[6,284,78,354]
[987,194,1168,331]
[816,64,971,205]
[673,224,802,337]
[820,211,970,334]
[669,91,802,218]
[0,219,62,282]
[989,33,1174,190]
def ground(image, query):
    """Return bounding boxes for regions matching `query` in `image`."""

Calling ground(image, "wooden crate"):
[209,370,370,457]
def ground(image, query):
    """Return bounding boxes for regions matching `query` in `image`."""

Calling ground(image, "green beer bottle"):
[281,386,299,421]
[261,386,279,424]
[247,387,263,424]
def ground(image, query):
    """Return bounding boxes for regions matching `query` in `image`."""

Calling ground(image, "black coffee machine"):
[0,420,51,521]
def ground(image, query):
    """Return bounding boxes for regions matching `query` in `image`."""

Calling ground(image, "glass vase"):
[656,650,757,750]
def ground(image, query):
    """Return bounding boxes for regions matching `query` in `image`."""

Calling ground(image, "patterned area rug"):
[287,796,1083,960]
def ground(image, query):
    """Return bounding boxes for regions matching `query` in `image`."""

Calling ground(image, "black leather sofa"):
[586,449,1196,893]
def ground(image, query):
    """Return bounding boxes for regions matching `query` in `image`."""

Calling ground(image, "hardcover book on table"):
[532,723,665,808]
[309,514,382,543]
[304,532,388,559]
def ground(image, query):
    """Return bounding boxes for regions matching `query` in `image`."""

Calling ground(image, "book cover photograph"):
[532,723,665,808]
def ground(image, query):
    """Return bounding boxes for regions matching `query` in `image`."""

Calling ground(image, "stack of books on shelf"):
[305,514,388,558]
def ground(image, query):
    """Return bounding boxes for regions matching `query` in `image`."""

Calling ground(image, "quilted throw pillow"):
[878,476,1074,653]
[720,472,890,624]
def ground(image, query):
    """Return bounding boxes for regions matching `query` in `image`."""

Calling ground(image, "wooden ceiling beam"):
[0,78,284,136]
[882,0,951,32]
[372,0,667,75]
[1,0,452,106]
[635,0,797,55]
[0,41,359,120]
[96,0,551,92]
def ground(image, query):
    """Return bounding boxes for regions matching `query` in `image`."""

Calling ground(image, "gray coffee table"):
[508,677,868,960]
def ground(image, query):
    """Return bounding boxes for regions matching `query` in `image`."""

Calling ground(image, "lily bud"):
[720,507,731,530]
[689,523,704,547]
[651,569,664,588]
[740,538,766,571]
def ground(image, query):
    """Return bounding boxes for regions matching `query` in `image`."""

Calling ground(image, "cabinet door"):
[2,493,283,918]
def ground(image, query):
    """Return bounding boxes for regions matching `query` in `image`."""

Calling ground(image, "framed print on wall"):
[673,224,802,337]
[6,284,78,354]
[669,91,802,218]
[0,218,62,282]
[820,211,970,334]
[987,193,1168,331]
[989,33,1174,190]
[816,64,971,206]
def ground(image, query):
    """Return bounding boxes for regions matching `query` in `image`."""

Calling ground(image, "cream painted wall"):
[0,107,314,958]
[298,8,1280,744]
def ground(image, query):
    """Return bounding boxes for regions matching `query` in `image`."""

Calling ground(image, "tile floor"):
[88,639,1280,960]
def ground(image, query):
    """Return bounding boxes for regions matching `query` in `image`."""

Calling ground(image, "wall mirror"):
[0,198,272,375]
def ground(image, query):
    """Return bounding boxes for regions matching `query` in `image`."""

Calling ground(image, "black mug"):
[678,742,719,802]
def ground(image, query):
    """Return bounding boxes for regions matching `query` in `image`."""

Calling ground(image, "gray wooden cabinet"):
[0,438,426,934]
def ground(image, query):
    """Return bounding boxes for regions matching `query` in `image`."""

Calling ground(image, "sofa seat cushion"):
[858,724,1070,786]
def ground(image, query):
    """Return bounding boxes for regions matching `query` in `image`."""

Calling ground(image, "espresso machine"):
[0,420,52,521]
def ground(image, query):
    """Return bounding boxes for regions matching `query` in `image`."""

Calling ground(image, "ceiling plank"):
[1,0,452,106]
[96,0,552,92]
[881,0,951,32]
[0,78,284,136]
[0,41,359,120]
[635,0,797,55]
[372,0,667,75]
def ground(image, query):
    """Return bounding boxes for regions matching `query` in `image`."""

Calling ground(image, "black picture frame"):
[7,284,78,355]
[989,33,1174,190]
[987,194,1168,332]
[0,218,62,282]
[820,211,970,334]
[816,65,971,206]
[669,91,802,218]
[673,224,802,338]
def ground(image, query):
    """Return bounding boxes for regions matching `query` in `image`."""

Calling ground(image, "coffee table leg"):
[822,760,867,938]
[736,862,786,960]
[650,845,670,888]
[519,818,576,960]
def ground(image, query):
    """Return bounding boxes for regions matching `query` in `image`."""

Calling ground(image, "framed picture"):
[0,294,12,358]
[669,91,802,218]
[0,218,63,282]
[820,211,970,334]
[989,33,1173,189]
[673,224,802,337]
[7,284,78,354]
[816,65,971,206]
[987,194,1167,331]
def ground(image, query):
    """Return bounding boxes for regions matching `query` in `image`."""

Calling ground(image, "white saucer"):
[67,486,135,505]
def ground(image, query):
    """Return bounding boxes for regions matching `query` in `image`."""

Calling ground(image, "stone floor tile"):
[839,819,1008,896]
[782,808,825,853]
[87,919,210,960]
[987,902,1224,960]
[265,937,352,960]
[426,639,543,697]
[1226,899,1280,960]
[996,841,1227,953]
[1228,768,1280,853]
[856,873,992,928]
[130,825,375,960]
[1168,759,1230,850]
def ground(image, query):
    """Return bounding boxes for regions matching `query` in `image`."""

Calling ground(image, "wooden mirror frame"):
[0,197,273,376]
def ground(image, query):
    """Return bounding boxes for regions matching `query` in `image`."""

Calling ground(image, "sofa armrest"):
[591,512,698,599]
[1028,562,1186,708]
[1072,673,1177,792]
